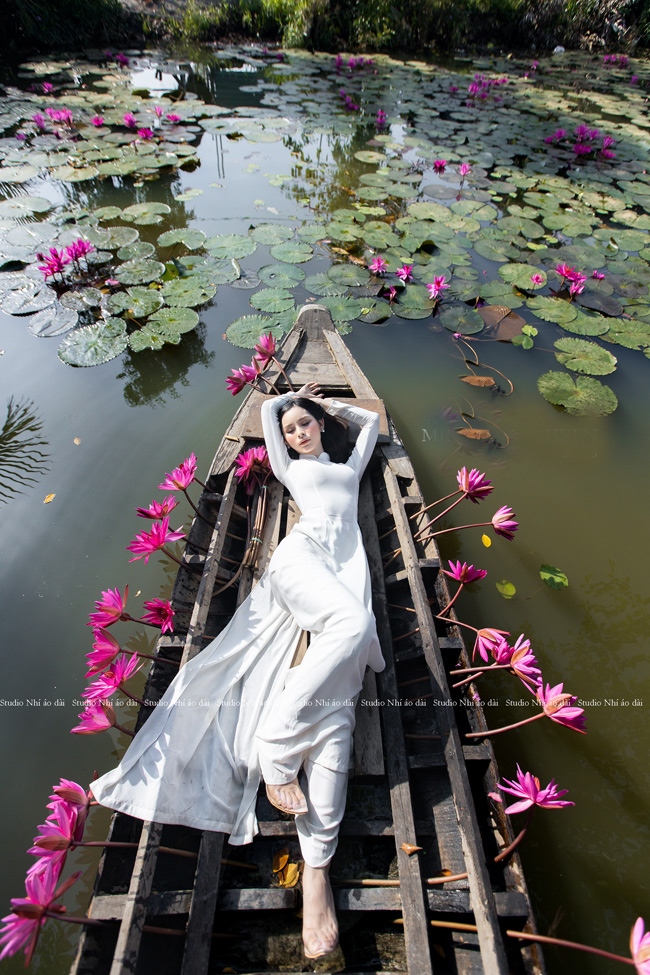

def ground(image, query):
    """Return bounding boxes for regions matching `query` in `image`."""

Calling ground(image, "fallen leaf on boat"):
[273,847,290,873]
[400,842,423,855]
[456,428,491,440]
[43,493,56,503]
[460,375,496,388]
[281,862,300,888]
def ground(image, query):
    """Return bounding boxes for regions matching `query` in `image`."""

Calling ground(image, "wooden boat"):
[71,305,545,975]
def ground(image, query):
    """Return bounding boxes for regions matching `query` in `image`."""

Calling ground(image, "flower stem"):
[408,489,460,521]
[44,911,110,927]
[113,722,135,736]
[120,687,146,707]
[436,582,464,619]
[421,521,489,541]
[494,810,533,862]
[413,495,466,540]
[270,356,294,391]
[182,487,214,529]
[161,545,202,574]
[465,711,546,738]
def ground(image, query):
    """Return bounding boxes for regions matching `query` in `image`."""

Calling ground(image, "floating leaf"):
[258,263,305,288]
[27,306,78,337]
[540,564,569,591]
[393,305,433,319]
[174,187,204,202]
[160,279,216,307]
[438,305,484,335]
[354,150,388,163]
[327,264,371,287]
[205,234,257,259]
[157,228,207,250]
[58,321,128,367]
[457,428,491,440]
[269,240,313,264]
[554,338,617,376]
[123,287,165,317]
[226,314,286,348]
[527,296,577,325]
[496,580,516,599]
[116,259,166,285]
[460,375,496,387]
[129,326,169,352]
[319,295,365,321]
[249,223,294,245]
[481,534,492,547]
[249,288,294,314]
[122,202,171,225]
[304,272,346,297]
[148,306,200,334]
[537,371,618,415]
[498,263,546,289]
[43,493,56,504]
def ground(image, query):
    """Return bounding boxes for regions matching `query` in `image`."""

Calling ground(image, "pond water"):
[1,43,649,974]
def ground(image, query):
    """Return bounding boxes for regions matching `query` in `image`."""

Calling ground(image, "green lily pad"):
[496,580,517,599]
[554,337,617,375]
[250,287,295,313]
[205,234,257,259]
[540,564,569,590]
[148,306,200,334]
[437,305,485,334]
[249,223,294,245]
[226,314,286,348]
[27,305,78,337]
[160,279,216,307]
[562,310,611,336]
[122,202,171,225]
[527,296,578,325]
[58,320,128,367]
[537,371,618,415]
[304,272,346,297]
[258,263,305,288]
[354,150,388,163]
[122,287,164,317]
[327,264,371,287]
[174,188,204,202]
[392,304,433,319]
[577,292,623,317]
[319,295,365,321]
[128,326,168,352]
[499,263,547,289]
[269,240,313,264]
[117,241,156,261]
[157,228,207,250]
[0,196,52,217]
[116,259,166,285]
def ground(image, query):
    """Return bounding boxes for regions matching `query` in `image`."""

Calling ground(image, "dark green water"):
[1,45,649,974]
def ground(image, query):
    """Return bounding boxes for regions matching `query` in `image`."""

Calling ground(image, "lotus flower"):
[123,112,138,129]
[0,860,80,965]
[631,918,650,975]
[158,454,197,491]
[87,585,129,628]
[537,682,587,734]
[83,652,144,701]
[396,264,414,282]
[142,598,175,633]
[443,561,487,584]
[91,115,104,126]
[127,516,186,563]
[456,467,493,503]
[85,628,122,676]
[70,700,116,734]
[458,163,472,177]
[426,275,450,300]
[253,332,277,367]
[491,505,518,540]
[47,779,91,842]
[508,634,542,690]
[496,764,574,814]
[433,159,447,172]
[26,801,77,877]
[137,127,154,140]
[226,364,257,395]
[136,495,178,520]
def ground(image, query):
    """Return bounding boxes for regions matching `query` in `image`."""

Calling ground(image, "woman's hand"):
[294,382,323,400]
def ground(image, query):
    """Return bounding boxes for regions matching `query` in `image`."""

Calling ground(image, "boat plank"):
[108,820,164,975]
[180,832,226,975]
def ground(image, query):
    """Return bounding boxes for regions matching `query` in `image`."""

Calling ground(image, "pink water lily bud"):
[226,364,257,394]
[47,779,91,841]
[254,331,277,366]
[497,764,574,814]
[142,598,175,633]
[70,700,116,735]
[158,453,197,491]
[537,682,587,734]
[491,505,518,540]
[456,466,493,503]
[85,628,122,676]
[443,560,487,584]
[87,585,129,627]
[474,627,510,663]
[136,495,178,520]
[127,516,186,563]
[508,635,542,689]
[458,163,472,177]
[630,918,650,974]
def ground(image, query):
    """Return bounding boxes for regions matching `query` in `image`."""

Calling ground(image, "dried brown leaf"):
[43,493,56,504]
[459,375,496,387]
[400,842,423,855]
[273,847,290,873]
[456,428,491,440]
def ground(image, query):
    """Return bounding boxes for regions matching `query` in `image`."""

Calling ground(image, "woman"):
[90,382,385,959]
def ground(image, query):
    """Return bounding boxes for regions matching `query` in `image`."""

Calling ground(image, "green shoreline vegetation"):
[5,0,650,56]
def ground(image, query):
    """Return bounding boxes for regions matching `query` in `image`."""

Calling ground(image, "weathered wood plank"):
[380,460,510,975]
[108,820,164,975]
[180,832,225,975]
[357,477,434,975]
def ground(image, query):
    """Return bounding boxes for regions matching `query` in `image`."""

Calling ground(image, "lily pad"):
[58,320,128,366]
[174,188,204,202]
[250,287,295,313]
[122,202,171,225]
[499,263,547,289]
[327,264,371,287]
[226,314,286,348]
[128,326,167,352]
[269,240,313,264]
[540,564,569,590]
[160,278,216,307]
[157,228,207,250]
[122,287,165,317]
[205,234,257,259]
[319,296,365,321]
[117,241,156,261]
[258,263,305,288]
[148,306,200,334]
[392,304,433,319]
[554,337,617,375]
[304,272,346,297]
[527,296,578,325]
[115,259,166,285]
[437,305,484,335]
[249,223,294,245]
[537,371,618,415]
[28,305,78,337]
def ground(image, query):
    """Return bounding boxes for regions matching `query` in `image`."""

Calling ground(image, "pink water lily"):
[37,247,71,280]
[368,255,388,275]
[496,764,574,814]
[142,598,175,633]
[492,505,518,540]
[226,364,257,395]
[85,628,122,676]
[444,561,487,584]
[47,779,91,842]
[136,496,178,520]
[127,516,186,563]
[65,239,94,263]
[154,105,163,117]
[458,163,472,177]
[592,270,605,279]
[166,114,181,123]
[158,454,197,491]
[253,332,277,367]
[91,115,104,126]
[530,273,544,285]
[396,264,414,282]
[457,466,493,503]
[115,52,129,66]
[137,127,154,140]
[433,159,447,172]
[0,860,80,965]
[508,634,542,690]
[474,627,510,663]
[537,682,587,734]
[87,585,129,628]
[631,918,650,975]
[426,275,450,301]
[27,801,77,878]
[70,700,117,734]
[235,445,271,495]
[31,113,47,129]
[123,112,138,129]
[83,652,144,701]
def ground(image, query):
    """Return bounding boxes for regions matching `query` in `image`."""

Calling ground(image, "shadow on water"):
[0,396,50,503]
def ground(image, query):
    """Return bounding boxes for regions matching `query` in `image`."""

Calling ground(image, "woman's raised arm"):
[325,400,380,480]
[261,393,294,485]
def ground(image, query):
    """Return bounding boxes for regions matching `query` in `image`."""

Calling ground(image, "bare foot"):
[265,778,308,815]
[302,863,339,959]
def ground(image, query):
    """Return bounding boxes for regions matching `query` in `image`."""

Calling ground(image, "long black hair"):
[277,397,350,464]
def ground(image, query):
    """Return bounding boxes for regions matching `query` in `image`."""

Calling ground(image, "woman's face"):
[281,405,324,457]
